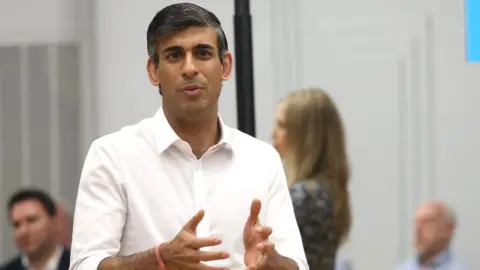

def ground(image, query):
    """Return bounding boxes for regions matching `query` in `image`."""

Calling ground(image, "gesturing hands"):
[243,199,275,270]
[159,210,230,270]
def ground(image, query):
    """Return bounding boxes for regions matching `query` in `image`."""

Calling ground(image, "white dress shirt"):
[69,108,308,270]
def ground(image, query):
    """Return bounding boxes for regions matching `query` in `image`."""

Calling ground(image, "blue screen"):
[466,0,480,62]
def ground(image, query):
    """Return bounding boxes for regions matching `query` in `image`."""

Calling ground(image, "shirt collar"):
[417,249,452,268]
[152,107,234,156]
[21,246,63,270]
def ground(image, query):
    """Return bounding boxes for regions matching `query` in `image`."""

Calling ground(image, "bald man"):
[395,201,469,270]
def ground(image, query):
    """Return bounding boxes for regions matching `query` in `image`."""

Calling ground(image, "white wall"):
[93,1,480,269]
[0,0,75,45]
[0,0,94,261]
[0,0,95,161]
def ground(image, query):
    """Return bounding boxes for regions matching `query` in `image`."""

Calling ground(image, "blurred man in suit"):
[395,201,468,270]
[0,189,70,270]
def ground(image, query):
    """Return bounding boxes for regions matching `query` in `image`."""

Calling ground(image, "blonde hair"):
[281,88,351,242]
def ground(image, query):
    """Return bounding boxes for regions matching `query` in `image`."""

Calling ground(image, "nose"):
[16,223,29,238]
[182,53,199,78]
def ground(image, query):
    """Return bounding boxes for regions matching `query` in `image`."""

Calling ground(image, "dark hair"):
[8,188,57,217]
[147,2,229,65]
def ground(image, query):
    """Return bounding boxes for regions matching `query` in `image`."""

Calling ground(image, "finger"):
[192,250,230,261]
[189,237,223,249]
[246,265,257,270]
[246,199,262,227]
[256,241,275,253]
[254,225,272,238]
[183,209,205,231]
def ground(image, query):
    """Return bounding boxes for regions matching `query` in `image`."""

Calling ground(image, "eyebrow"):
[162,45,183,55]
[195,43,215,51]
[162,43,216,54]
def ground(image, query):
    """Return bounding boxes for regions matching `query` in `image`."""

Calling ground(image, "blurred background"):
[0,0,479,269]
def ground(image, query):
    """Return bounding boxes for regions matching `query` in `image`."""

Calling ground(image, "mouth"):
[17,239,31,249]
[181,84,203,96]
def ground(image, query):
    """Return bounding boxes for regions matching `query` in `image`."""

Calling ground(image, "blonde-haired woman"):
[272,88,352,269]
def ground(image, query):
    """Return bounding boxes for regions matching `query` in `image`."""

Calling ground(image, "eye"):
[12,221,20,228]
[166,51,182,60]
[196,50,212,59]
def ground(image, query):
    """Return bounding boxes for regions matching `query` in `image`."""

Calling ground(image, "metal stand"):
[234,0,256,137]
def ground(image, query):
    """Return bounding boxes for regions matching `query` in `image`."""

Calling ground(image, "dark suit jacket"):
[0,248,70,270]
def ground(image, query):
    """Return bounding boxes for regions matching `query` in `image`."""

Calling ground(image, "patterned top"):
[290,181,338,270]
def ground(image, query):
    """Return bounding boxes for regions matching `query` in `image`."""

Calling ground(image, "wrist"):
[154,243,168,270]
[265,251,298,270]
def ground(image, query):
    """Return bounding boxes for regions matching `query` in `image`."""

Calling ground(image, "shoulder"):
[0,256,22,270]
[452,261,470,270]
[290,181,329,203]
[290,181,333,222]
[89,116,156,157]
[290,182,310,202]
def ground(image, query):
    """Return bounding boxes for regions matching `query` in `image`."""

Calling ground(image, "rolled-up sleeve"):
[265,153,309,270]
[69,139,127,270]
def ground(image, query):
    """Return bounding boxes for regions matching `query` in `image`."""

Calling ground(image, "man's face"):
[148,26,232,118]
[10,200,56,255]
[414,205,452,256]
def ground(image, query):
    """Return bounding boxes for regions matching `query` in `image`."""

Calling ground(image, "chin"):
[183,101,212,113]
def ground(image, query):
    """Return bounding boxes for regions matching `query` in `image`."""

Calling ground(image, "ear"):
[146,58,160,87]
[221,52,233,81]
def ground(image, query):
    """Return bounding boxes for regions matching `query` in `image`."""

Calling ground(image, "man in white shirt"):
[69,3,307,270]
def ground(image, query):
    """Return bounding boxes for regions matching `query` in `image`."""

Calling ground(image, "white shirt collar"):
[152,107,235,156]
[21,246,63,270]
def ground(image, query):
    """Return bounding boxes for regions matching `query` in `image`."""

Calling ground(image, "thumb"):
[183,209,205,232]
[246,199,261,227]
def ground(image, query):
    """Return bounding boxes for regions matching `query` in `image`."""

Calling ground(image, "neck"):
[27,243,57,269]
[164,107,220,158]
[419,246,448,266]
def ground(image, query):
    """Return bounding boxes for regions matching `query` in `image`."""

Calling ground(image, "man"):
[395,201,468,270]
[69,3,307,270]
[1,189,70,270]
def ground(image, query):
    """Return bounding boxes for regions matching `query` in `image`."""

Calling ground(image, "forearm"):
[98,248,158,270]
[265,250,299,270]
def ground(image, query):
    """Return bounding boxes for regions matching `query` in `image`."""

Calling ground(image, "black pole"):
[234,0,256,137]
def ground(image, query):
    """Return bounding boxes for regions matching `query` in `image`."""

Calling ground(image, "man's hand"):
[160,210,230,270]
[243,199,275,269]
